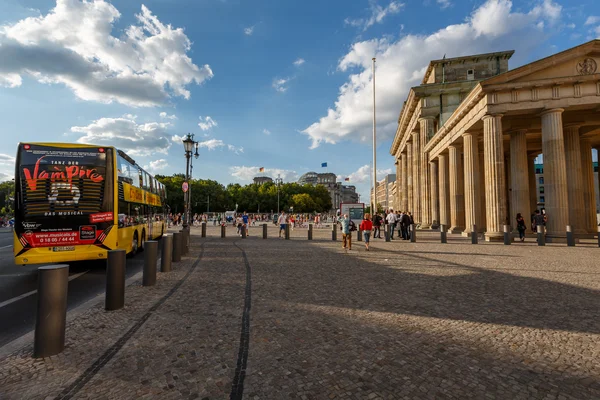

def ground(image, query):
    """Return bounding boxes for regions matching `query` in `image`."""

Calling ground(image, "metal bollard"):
[143,240,158,287]
[201,222,206,238]
[503,225,511,245]
[471,224,478,244]
[285,224,290,240]
[263,223,267,239]
[440,225,447,244]
[385,225,391,242]
[537,225,545,246]
[308,224,313,240]
[566,225,575,247]
[410,224,416,243]
[172,232,182,262]
[332,223,337,241]
[221,224,226,238]
[106,250,126,311]
[597,226,600,248]
[241,224,247,238]
[161,234,173,272]
[357,229,362,242]
[34,264,69,358]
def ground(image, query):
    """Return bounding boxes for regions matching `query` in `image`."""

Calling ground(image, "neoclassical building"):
[390,40,600,241]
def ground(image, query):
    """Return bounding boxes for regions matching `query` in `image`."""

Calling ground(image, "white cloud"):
[585,16,600,25]
[304,0,563,149]
[437,0,451,9]
[0,154,15,182]
[293,58,305,66]
[263,128,271,135]
[230,166,298,182]
[0,172,11,182]
[244,26,255,35]
[273,77,290,93]
[0,1,213,107]
[345,1,404,31]
[198,139,224,150]
[159,112,177,120]
[0,154,16,166]
[342,164,393,184]
[144,159,168,172]
[227,144,244,155]
[71,116,172,156]
[566,23,575,29]
[198,116,217,131]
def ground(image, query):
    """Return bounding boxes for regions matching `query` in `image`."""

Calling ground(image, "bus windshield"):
[15,144,114,248]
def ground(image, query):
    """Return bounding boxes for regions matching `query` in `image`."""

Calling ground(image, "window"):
[540,196,545,203]
[467,69,475,81]
[535,168,543,174]
[539,186,544,194]
[538,177,544,184]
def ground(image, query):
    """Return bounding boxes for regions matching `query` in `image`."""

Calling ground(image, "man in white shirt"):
[386,209,397,240]
[277,212,287,238]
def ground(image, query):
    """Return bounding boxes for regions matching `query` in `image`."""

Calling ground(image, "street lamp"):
[182,133,198,229]
[275,174,283,216]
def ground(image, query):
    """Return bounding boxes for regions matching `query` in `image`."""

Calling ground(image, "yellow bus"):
[13,142,167,265]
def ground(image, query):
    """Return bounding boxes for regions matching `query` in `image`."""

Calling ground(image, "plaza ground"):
[0,225,598,399]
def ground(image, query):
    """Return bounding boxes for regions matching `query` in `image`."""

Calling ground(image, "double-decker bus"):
[13,143,167,265]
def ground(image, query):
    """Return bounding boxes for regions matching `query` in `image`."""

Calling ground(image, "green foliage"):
[156,174,333,214]
[0,180,15,216]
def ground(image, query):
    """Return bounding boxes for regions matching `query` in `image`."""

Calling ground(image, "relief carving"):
[576,58,597,75]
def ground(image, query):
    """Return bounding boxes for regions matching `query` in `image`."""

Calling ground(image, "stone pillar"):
[540,108,569,241]
[407,143,413,214]
[448,145,465,233]
[419,118,435,228]
[563,125,586,235]
[463,132,481,236]
[396,158,402,212]
[430,160,439,228]
[482,114,507,241]
[401,152,409,212]
[509,130,531,232]
[438,153,450,228]
[478,147,487,232]
[581,140,597,233]
[528,154,538,215]
[411,132,420,223]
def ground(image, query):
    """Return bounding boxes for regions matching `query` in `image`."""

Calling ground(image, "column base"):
[419,223,432,230]
[449,226,464,234]
[485,232,505,242]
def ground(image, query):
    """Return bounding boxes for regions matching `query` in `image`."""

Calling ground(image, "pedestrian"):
[278,212,287,238]
[386,209,397,240]
[373,213,382,238]
[516,213,526,241]
[400,211,410,240]
[242,212,249,236]
[339,213,352,250]
[360,213,373,251]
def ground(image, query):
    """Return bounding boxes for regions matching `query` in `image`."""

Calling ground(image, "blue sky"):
[0,0,599,201]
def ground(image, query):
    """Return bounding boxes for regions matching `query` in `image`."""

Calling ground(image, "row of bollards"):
[34,231,188,359]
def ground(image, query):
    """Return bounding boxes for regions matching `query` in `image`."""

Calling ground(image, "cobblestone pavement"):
[0,226,598,399]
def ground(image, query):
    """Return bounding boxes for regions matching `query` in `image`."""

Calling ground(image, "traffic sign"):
[182,182,189,192]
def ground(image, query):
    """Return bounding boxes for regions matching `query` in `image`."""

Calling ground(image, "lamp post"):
[275,174,283,216]
[182,133,198,229]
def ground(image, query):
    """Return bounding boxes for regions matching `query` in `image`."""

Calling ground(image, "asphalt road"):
[0,229,162,348]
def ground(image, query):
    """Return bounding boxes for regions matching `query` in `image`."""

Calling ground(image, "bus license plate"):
[53,246,75,252]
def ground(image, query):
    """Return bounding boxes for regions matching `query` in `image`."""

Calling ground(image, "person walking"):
[516,213,526,242]
[339,214,352,250]
[373,213,382,238]
[386,209,397,240]
[278,212,287,238]
[400,211,410,240]
[360,213,373,251]
[242,212,249,237]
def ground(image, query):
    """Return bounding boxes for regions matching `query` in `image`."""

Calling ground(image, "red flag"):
[259,167,265,172]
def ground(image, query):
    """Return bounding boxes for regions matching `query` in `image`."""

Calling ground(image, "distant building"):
[297,172,358,210]
[253,176,273,185]
[370,174,397,211]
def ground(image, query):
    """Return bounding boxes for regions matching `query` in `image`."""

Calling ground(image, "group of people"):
[515,209,548,241]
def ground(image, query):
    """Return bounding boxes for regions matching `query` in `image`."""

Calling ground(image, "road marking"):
[0,270,89,309]
[0,245,12,249]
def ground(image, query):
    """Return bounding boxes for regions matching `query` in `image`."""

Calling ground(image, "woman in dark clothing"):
[516,213,526,241]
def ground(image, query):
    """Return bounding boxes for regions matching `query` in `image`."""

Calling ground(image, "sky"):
[0,0,599,202]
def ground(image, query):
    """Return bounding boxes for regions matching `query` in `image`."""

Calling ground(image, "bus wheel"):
[131,231,139,255]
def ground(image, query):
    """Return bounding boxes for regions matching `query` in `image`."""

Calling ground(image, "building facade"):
[253,176,273,185]
[390,40,600,241]
[297,172,358,210]
[370,174,397,211]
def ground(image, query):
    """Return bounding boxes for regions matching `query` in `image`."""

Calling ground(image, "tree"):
[290,193,317,213]
[0,180,15,216]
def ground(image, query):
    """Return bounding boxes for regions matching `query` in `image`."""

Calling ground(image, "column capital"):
[539,108,564,117]
[564,123,582,130]
[462,131,480,138]
[418,116,436,122]
[482,113,503,121]
[507,129,528,135]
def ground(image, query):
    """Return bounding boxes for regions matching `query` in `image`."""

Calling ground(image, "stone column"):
[430,160,439,228]
[581,140,597,233]
[509,130,531,232]
[407,143,413,214]
[396,158,402,212]
[438,153,450,228]
[482,114,507,241]
[401,152,409,211]
[411,131,420,223]
[478,147,487,232]
[419,118,435,228]
[528,154,538,215]
[448,145,465,233]
[463,132,481,235]
[540,108,569,241]
[563,125,586,235]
